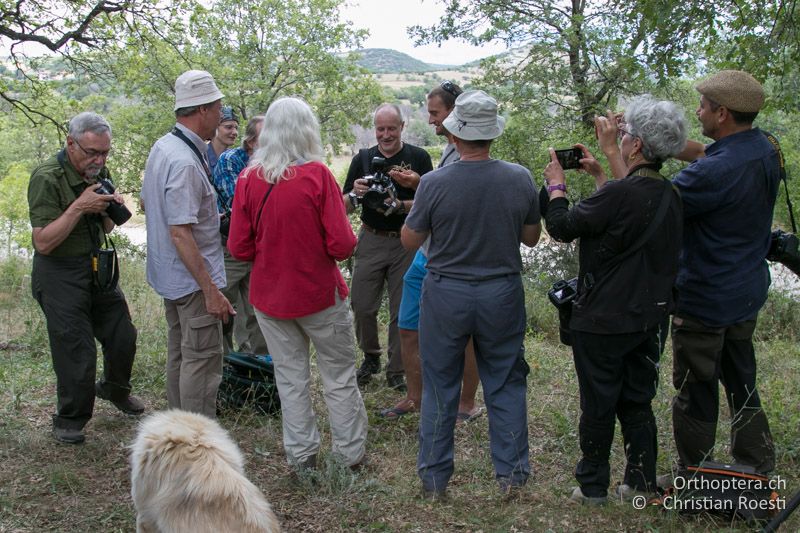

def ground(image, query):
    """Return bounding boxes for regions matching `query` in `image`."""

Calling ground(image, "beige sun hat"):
[695,70,765,113]
[442,90,506,141]
[174,70,224,111]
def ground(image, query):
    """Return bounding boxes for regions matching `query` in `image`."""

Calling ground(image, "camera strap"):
[762,130,796,233]
[89,230,119,291]
[584,175,673,289]
[171,127,231,217]
[254,182,275,234]
[359,148,371,176]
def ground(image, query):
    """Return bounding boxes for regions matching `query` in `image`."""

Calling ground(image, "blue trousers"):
[417,273,530,491]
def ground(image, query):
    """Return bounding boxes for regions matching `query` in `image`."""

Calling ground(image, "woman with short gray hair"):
[541,95,687,505]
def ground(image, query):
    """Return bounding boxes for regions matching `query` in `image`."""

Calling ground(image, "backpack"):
[217,352,281,415]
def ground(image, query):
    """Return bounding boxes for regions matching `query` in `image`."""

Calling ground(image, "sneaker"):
[656,473,674,490]
[95,383,145,415]
[356,355,380,386]
[568,486,607,506]
[53,427,85,444]
[614,483,655,502]
[386,374,407,391]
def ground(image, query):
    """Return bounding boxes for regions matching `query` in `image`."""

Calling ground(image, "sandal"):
[456,406,484,424]
[379,399,417,419]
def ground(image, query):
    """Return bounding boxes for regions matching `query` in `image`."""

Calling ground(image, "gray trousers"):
[255,295,368,466]
[417,273,530,491]
[221,248,268,354]
[164,290,223,418]
[350,229,415,378]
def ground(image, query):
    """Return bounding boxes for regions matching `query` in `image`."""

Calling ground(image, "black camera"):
[767,229,800,277]
[95,178,132,226]
[361,157,399,214]
[547,277,578,346]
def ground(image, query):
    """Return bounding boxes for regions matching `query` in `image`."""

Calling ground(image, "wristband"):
[547,183,567,193]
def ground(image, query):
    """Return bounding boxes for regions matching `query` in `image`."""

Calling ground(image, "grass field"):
[1,254,798,532]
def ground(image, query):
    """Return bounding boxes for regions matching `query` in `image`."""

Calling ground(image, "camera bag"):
[217,352,281,415]
[548,171,673,345]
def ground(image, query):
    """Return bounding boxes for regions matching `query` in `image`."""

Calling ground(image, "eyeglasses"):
[440,80,462,97]
[617,126,634,139]
[73,137,111,159]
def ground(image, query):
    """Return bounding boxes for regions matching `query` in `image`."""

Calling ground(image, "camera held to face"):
[95,178,132,226]
[361,157,401,215]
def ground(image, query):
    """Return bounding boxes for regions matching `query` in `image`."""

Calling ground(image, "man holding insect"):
[343,103,433,390]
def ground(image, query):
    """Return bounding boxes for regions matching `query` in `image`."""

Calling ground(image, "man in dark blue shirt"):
[669,70,780,475]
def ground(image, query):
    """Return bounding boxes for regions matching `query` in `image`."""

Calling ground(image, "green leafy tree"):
[92,0,384,191]
[0,0,187,130]
[701,0,800,113]
[0,163,33,254]
[411,0,714,128]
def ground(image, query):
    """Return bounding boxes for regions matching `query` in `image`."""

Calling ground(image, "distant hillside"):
[352,48,455,73]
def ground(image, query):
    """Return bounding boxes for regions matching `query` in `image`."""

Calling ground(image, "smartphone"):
[554,147,583,170]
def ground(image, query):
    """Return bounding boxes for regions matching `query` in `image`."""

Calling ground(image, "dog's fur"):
[130,409,280,533]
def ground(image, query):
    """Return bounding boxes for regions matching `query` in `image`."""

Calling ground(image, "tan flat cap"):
[695,70,764,113]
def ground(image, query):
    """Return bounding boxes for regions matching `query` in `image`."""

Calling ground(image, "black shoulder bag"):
[548,172,674,345]
[763,131,800,277]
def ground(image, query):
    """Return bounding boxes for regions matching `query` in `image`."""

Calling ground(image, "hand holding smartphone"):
[554,147,583,170]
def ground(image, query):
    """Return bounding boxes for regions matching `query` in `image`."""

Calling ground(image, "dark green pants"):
[671,314,774,473]
[32,254,137,430]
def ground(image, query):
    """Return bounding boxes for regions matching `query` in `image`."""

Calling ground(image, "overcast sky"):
[338,0,507,66]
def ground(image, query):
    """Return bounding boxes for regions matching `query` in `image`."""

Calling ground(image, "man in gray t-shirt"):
[142,70,234,418]
[402,90,541,499]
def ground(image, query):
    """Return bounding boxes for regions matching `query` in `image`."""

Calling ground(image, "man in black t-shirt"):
[343,103,433,389]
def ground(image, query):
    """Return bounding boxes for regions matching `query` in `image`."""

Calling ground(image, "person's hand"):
[575,143,603,178]
[73,183,116,215]
[544,148,566,186]
[204,287,236,323]
[388,168,420,190]
[594,110,620,156]
[111,190,125,205]
[352,178,370,197]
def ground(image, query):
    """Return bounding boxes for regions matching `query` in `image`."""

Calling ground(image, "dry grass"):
[1,257,799,532]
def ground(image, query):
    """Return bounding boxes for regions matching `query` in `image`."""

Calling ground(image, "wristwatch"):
[348,191,360,208]
[547,183,567,193]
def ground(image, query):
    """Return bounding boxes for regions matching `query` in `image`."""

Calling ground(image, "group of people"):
[26,67,780,504]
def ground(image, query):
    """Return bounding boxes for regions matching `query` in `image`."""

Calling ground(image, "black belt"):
[362,224,401,238]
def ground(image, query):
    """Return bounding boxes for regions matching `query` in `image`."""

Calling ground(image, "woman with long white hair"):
[228,97,367,470]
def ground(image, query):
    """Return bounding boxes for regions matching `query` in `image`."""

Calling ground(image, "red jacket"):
[228,161,356,319]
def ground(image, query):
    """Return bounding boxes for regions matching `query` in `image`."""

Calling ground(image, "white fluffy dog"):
[130,409,281,533]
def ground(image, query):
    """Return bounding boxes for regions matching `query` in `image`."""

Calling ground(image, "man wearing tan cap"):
[141,69,234,418]
[666,70,779,478]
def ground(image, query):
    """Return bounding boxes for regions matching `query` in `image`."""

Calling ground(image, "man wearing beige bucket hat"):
[402,90,541,499]
[666,70,780,480]
[142,70,234,418]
